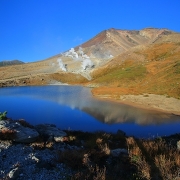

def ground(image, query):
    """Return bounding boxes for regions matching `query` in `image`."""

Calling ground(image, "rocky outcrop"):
[0,120,39,143]
[35,124,67,142]
[110,148,128,157]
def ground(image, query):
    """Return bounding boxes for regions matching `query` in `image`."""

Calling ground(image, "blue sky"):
[0,0,180,62]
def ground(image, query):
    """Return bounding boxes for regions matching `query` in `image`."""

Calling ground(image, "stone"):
[8,167,20,179]
[117,129,126,136]
[35,124,67,142]
[0,120,39,143]
[54,136,64,142]
[32,155,39,163]
[110,148,128,157]
[14,126,39,143]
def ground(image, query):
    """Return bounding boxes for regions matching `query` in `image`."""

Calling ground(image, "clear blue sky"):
[0,0,180,62]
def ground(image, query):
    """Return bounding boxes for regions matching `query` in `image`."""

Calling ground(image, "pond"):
[0,85,180,138]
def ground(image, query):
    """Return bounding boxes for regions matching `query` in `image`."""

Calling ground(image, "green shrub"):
[0,111,7,120]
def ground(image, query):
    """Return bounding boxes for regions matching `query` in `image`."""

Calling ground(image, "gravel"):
[0,141,73,180]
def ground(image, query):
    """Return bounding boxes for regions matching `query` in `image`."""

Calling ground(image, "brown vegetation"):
[127,136,180,180]
[0,128,16,140]
[91,42,180,99]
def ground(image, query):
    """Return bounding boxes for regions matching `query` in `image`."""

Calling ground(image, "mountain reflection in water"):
[0,85,180,137]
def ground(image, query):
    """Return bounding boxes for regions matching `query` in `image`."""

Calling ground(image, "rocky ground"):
[0,119,131,180]
[0,141,73,180]
[0,118,180,180]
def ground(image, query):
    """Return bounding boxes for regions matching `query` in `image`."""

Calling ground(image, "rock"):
[14,126,39,143]
[110,148,128,157]
[8,167,20,179]
[31,155,39,163]
[35,124,67,142]
[117,129,126,136]
[0,120,39,143]
[177,140,180,150]
[54,136,64,142]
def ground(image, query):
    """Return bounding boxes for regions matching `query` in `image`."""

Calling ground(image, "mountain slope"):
[91,42,180,99]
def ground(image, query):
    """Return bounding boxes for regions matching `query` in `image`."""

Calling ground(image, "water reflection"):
[1,85,179,125]
[0,85,180,137]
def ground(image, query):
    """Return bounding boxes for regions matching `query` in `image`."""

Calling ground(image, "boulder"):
[35,124,67,142]
[110,148,128,157]
[117,129,126,136]
[14,126,39,143]
[0,120,39,143]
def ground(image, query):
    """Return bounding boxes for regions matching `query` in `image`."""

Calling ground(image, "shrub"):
[0,111,7,120]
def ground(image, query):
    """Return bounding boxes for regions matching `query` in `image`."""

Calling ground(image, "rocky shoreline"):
[0,118,180,179]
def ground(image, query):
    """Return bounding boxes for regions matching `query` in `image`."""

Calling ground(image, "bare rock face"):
[0,120,39,143]
[35,124,67,142]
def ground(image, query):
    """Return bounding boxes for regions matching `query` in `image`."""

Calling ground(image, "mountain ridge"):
[75,27,177,59]
[0,60,24,67]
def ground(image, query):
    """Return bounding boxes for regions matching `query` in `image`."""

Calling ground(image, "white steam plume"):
[81,59,94,70]
[57,58,66,71]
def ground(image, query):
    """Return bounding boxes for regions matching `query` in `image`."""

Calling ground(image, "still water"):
[0,85,180,138]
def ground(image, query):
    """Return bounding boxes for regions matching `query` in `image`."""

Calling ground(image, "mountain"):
[0,60,24,67]
[76,28,177,59]
[0,27,180,100]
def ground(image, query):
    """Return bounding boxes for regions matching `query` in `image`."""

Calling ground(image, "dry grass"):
[127,137,151,180]
[49,72,88,84]
[142,138,180,180]
[55,130,138,179]
[127,136,180,180]
[0,128,16,140]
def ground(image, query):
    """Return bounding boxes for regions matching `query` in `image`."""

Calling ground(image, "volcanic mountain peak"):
[76,28,176,60]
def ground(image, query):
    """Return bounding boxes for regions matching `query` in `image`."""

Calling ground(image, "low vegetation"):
[92,64,146,86]
[127,135,180,180]
[90,42,180,99]
[49,72,88,84]
[0,128,16,140]
[0,111,7,120]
